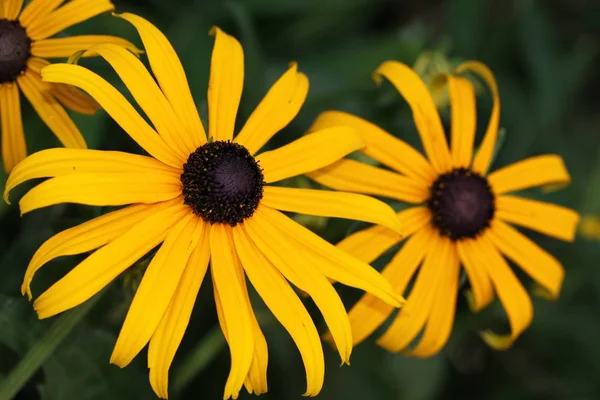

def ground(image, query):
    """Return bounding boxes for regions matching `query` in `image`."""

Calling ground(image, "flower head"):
[5,13,404,399]
[0,0,140,172]
[309,60,580,355]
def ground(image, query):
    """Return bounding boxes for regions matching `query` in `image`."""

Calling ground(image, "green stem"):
[0,294,101,400]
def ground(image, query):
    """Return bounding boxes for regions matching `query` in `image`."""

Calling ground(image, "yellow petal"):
[207,27,244,142]
[31,35,141,59]
[489,220,565,300]
[33,200,188,319]
[18,69,86,149]
[255,205,404,308]
[233,225,324,396]
[257,126,364,183]
[18,172,182,215]
[496,195,579,242]
[373,61,452,174]
[456,61,500,175]
[235,63,308,155]
[476,233,533,350]
[244,210,353,365]
[308,158,429,204]
[18,0,64,28]
[445,75,476,168]
[2,0,24,20]
[347,226,433,346]
[26,57,49,75]
[25,0,114,41]
[309,110,436,184]
[148,220,210,399]
[115,13,206,151]
[5,148,179,204]
[51,83,99,115]
[0,82,26,172]
[456,239,494,312]
[41,64,182,168]
[488,155,571,195]
[262,186,402,234]
[210,224,255,400]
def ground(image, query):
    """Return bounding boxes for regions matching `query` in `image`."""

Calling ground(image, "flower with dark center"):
[0,19,31,83]
[428,168,495,240]
[181,141,264,226]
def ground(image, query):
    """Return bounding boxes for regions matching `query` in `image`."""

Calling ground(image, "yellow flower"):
[308,61,580,356]
[4,13,404,399]
[0,0,139,172]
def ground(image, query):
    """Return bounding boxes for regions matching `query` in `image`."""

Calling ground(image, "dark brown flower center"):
[0,19,31,84]
[428,168,495,240]
[181,141,264,226]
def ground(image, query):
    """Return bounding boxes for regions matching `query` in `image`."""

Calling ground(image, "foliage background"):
[1,0,599,399]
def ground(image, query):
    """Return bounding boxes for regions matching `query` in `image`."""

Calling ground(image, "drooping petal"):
[19,0,64,28]
[257,127,364,183]
[33,200,188,319]
[0,82,26,172]
[115,13,207,150]
[308,158,429,204]
[488,155,571,195]
[309,110,436,184]
[148,220,210,399]
[41,64,182,168]
[456,61,500,175]
[373,61,452,173]
[210,224,255,400]
[2,0,24,20]
[233,225,324,396]
[18,172,182,215]
[262,186,402,233]
[235,63,309,155]
[207,27,244,142]
[18,70,86,149]
[476,233,533,350]
[489,220,565,300]
[495,195,579,242]
[346,226,433,346]
[456,238,494,312]
[31,36,141,59]
[445,75,476,168]
[51,83,99,115]
[111,214,200,367]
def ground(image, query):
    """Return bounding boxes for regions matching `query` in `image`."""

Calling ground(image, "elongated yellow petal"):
[235,63,309,155]
[257,127,364,183]
[0,82,26,172]
[2,0,24,20]
[5,148,179,204]
[111,215,199,367]
[445,75,476,168]
[19,0,64,28]
[41,64,182,168]
[51,83,99,115]
[456,61,500,175]
[309,110,436,184]
[26,0,114,41]
[476,233,533,350]
[488,155,571,195]
[210,224,255,400]
[31,35,141,59]
[245,211,353,365]
[456,239,494,312]
[496,195,579,242]
[337,206,430,264]
[207,27,244,142]
[262,186,402,233]
[233,225,324,396]
[18,69,86,149]
[373,61,452,174]
[26,57,49,75]
[19,172,182,215]
[33,201,188,319]
[308,158,429,204]
[254,206,403,308]
[115,13,206,151]
[489,220,565,300]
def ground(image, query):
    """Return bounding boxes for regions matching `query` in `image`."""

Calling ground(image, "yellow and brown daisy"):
[4,13,405,399]
[308,60,580,356]
[0,0,139,172]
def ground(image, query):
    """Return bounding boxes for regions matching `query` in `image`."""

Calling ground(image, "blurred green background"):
[1,0,600,399]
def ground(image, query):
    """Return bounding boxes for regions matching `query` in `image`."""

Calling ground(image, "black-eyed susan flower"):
[4,13,405,399]
[0,0,139,172]
[308,60,580,356]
